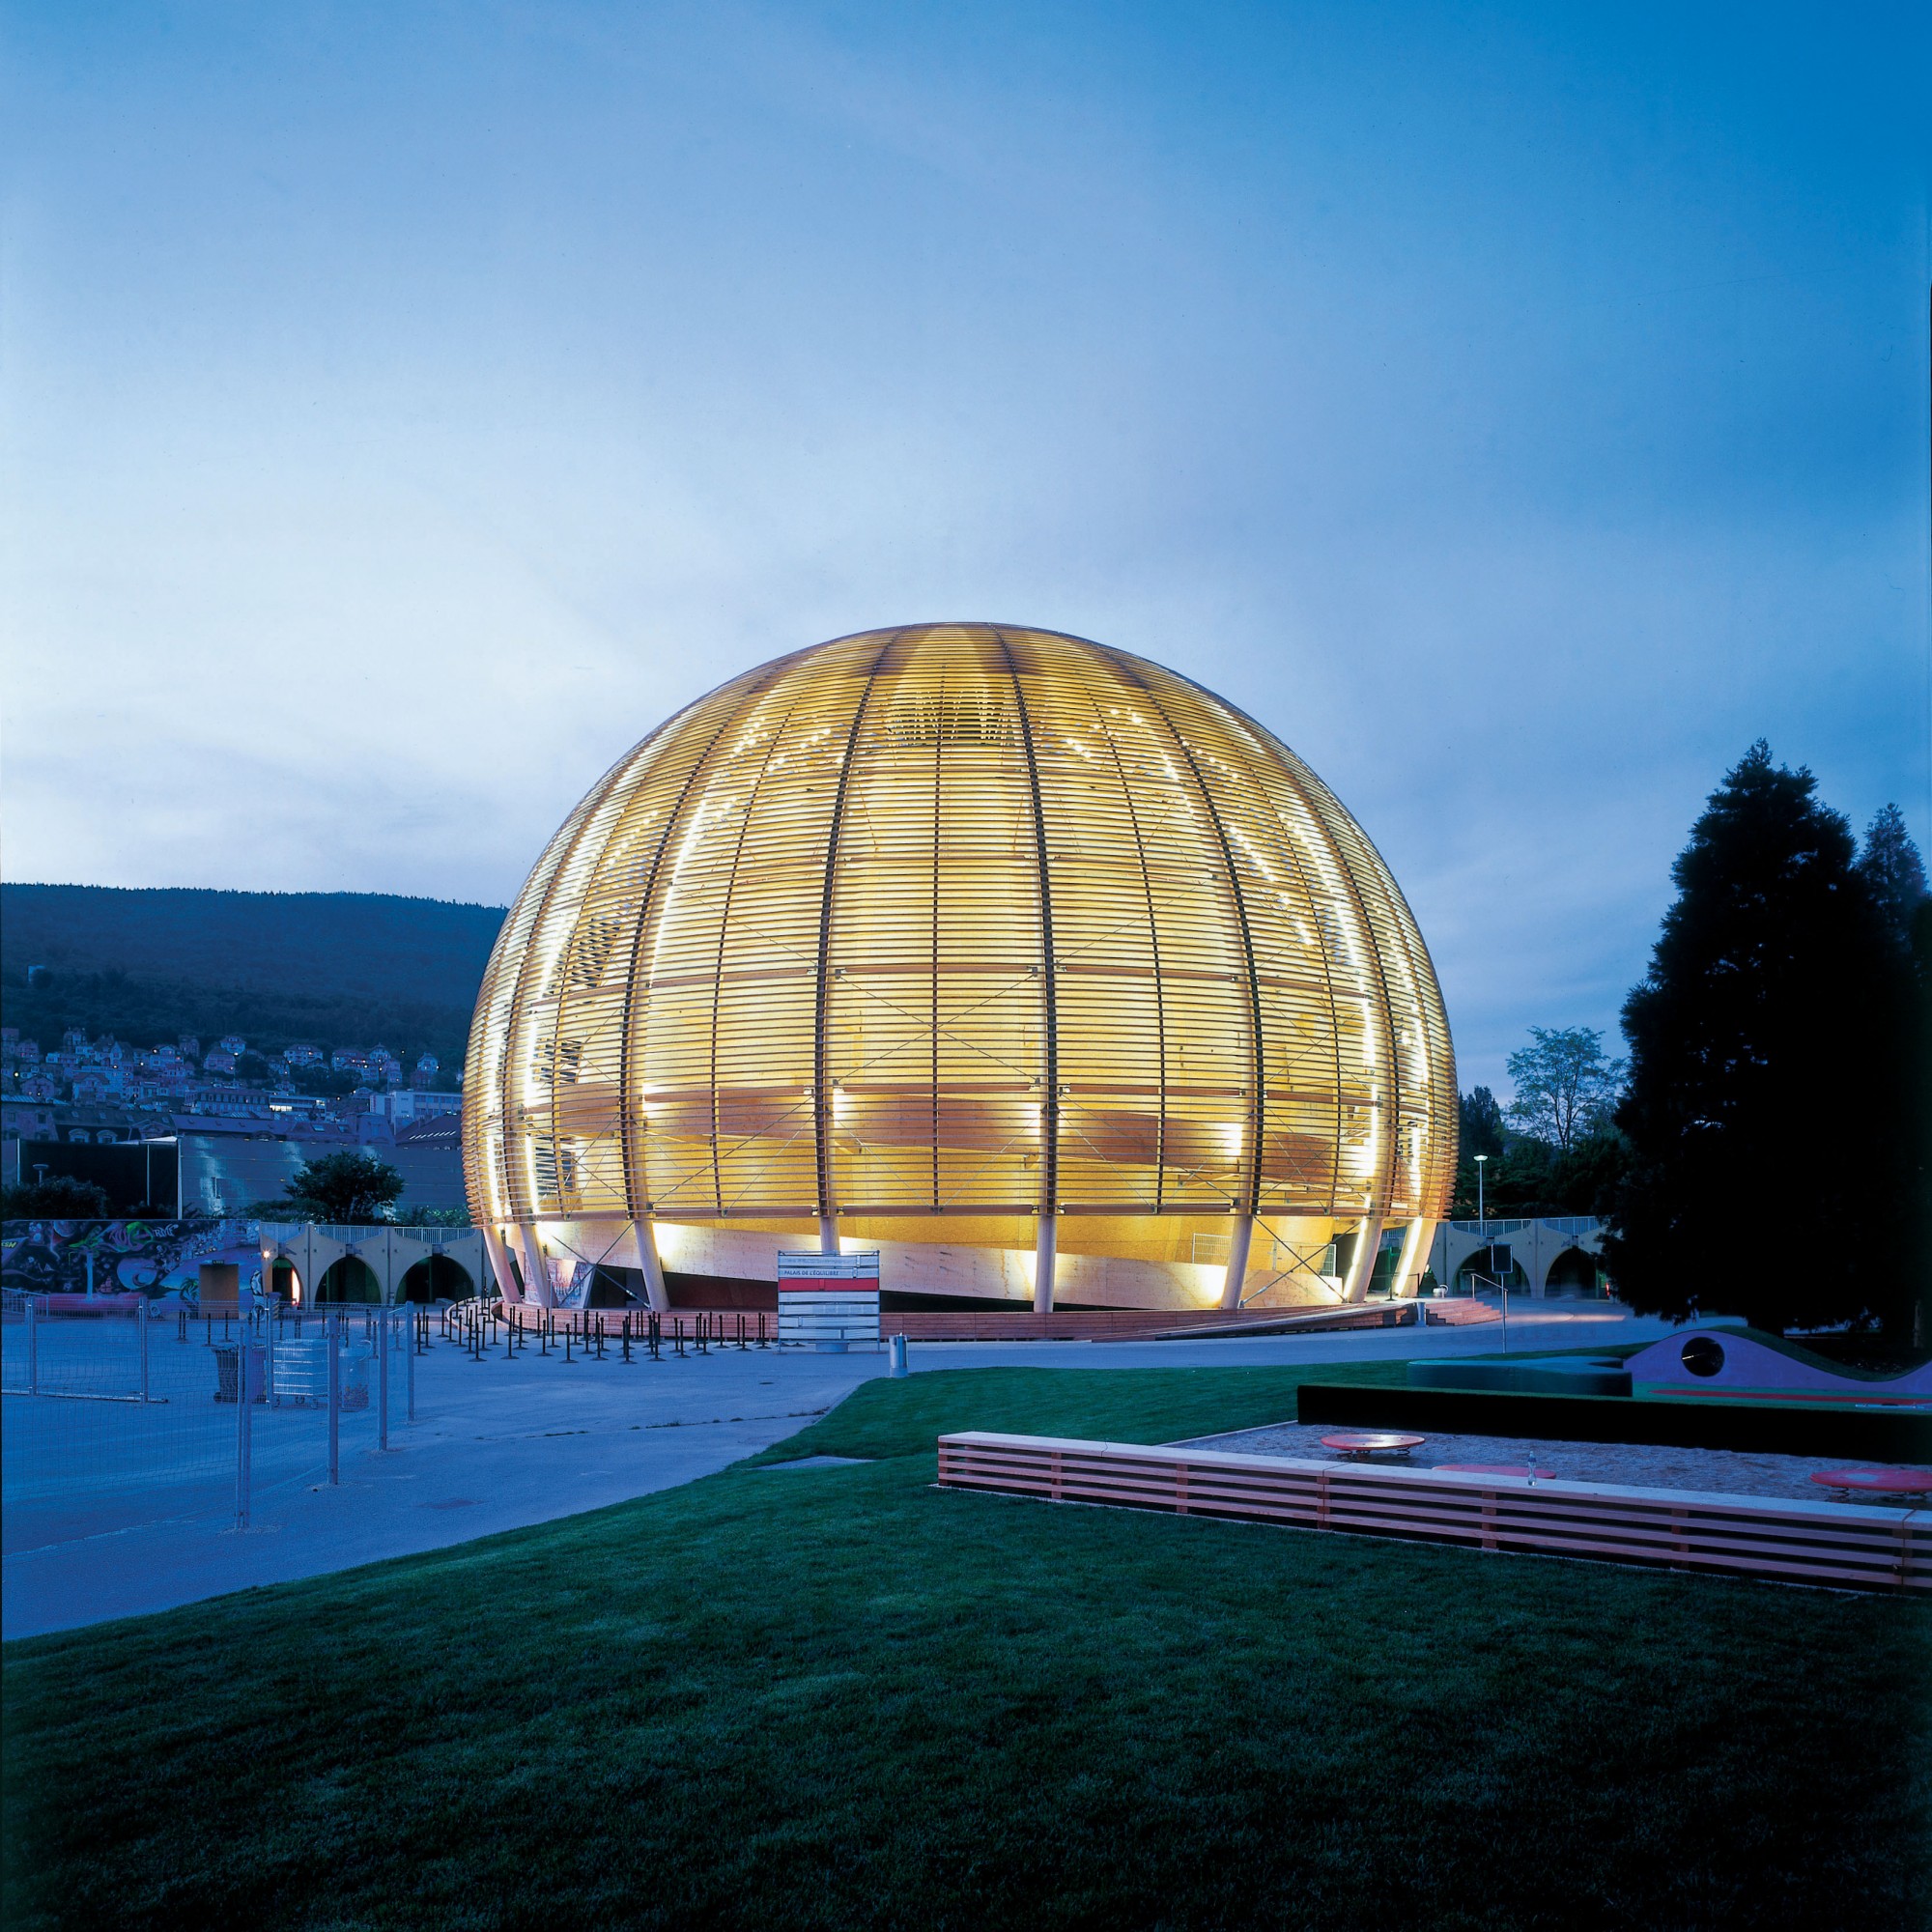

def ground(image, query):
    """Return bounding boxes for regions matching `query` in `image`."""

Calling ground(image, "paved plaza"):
[3,1301,1685,1639]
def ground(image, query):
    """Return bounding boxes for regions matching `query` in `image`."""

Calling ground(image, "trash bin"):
[213,1343,267,1403]
[339,1347,372,1412]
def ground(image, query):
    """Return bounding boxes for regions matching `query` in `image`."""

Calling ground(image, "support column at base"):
[481,1224,520,1304]
[517,1225,557,1309]
[1340,1214,1384,1304]
[818,1216,838,1257]
[1392,1217,1435,1300]
[638,1220,670,1313]
[1217,1214,1256,1311]
[1034,1213,1058,1315]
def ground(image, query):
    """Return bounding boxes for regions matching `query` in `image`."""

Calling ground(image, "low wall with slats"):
[935,1433,1930,1593]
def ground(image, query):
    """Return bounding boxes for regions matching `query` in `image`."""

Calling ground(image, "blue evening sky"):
[4,1,1926,1093]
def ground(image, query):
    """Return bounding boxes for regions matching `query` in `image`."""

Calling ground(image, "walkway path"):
[2,1301,1689,1639]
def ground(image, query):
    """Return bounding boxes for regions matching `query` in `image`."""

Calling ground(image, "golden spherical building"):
[463,624,1456,1314]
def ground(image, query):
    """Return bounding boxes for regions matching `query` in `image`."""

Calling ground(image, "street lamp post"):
[1472,1152,1491,1316]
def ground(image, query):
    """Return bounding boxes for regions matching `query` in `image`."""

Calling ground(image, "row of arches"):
[1446,1243,1605,1293]
[274,1254,478,1305]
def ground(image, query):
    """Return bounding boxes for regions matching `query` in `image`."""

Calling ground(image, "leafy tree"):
[1605,743,1919,1334]
[278,1151,405,1224]
[1448,1125,1632,1219]
[1460,1088,1505,1159]
[1857,802,1929,947]
[1504,1026,1625,1154]
[1,1175,114,1219]
[1548,1128,1634,1219]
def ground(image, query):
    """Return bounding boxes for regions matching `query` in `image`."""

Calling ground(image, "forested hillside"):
[1,887,506,1068]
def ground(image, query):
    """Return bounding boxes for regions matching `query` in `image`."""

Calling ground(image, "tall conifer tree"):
[1606,744,1918,1333]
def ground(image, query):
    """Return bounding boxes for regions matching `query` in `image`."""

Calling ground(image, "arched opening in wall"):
[399,1255,473,1303]
[1455,1245,1527,1291]
[315,1256,383,1303]
[1544,1246,1605,1295]
[270,1260,301,1304]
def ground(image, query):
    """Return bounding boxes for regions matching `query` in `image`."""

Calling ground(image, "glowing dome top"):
[464,623,1455,1252]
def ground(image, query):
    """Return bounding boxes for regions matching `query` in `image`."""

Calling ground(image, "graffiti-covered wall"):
[1,1218,265,1298]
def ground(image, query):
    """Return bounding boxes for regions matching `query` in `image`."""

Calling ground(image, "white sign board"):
[777,1250,881,1349]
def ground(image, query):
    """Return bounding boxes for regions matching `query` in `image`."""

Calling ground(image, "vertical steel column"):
[518,1225,556,1309]
[1392,1216,1435,1300]
[1341,1215,1384,1303]
[407,1313,416,1422]
[25,1296,37,1394]
[480,1223,519,1303]
[138,1295,150,1401]
[638,1221,671,1311]
[378,1307,390,1450]
[327,1311,340,1485]
[811,640,895,1237]
[1033,1214,1059,1317]
[997,633,1061,1301]
[1218,1214,1256,1312]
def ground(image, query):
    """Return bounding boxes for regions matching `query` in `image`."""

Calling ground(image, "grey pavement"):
[2,1301,1690,1639]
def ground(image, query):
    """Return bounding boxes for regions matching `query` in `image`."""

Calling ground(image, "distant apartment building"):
[283,1044,325,1067]
[203,1048,238,1075]
[178,1035,201,1060]
[217,1035,247,1057]
[1,1099,60,1141]
[367,1089,463,1124]
[412,1053,440,1089]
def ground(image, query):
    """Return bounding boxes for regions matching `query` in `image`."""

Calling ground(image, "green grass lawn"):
[5,1364,1928,1931]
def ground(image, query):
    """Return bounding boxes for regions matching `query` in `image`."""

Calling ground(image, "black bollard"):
[565,1321,573,1362]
